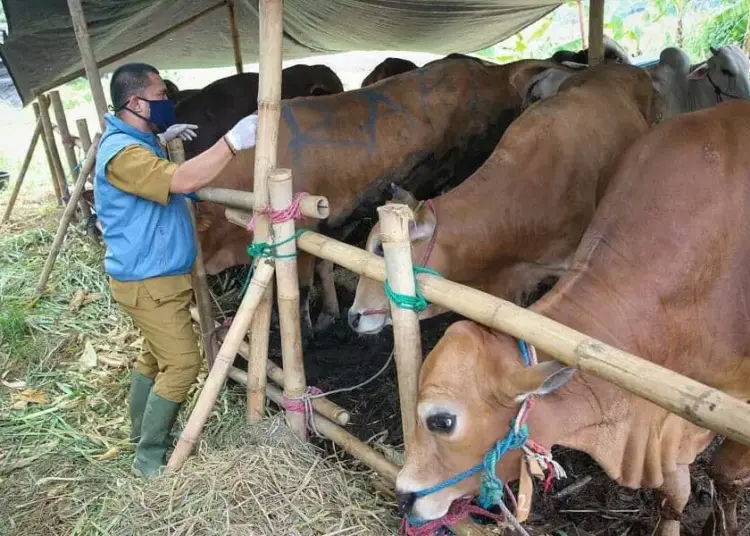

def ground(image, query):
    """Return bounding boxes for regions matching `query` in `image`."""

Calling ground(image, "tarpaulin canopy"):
[0,0,561,107]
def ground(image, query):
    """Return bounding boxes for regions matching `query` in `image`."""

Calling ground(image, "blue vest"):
[95,113,196,281]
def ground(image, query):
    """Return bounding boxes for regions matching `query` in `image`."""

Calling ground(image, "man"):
[95,62,257,477]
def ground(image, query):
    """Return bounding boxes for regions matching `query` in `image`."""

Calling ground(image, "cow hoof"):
[314,312,339,333]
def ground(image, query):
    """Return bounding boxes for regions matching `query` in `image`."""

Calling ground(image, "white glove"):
[157,123,199,145]
[224,113,258,153]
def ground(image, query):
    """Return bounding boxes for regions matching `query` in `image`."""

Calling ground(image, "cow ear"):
[409,202,436,242]
[688,64,709,80]
[390,183,420,210]
[512,361,575,402]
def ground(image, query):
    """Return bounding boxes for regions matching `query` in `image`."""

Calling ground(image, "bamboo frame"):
[168,260,275,471]
[166,139,219,368]
[378,204,423,449]
[36,133,101,295]
[76,119,94,187]
[1,119,43,223]
[227,0,244,73]
[37,96,70,203]
[268,169,308,439]
[225,212,750,448]
[199,188,329,219]
[50,91,92,219]
[588,0,605,65]
[247,0,284,424]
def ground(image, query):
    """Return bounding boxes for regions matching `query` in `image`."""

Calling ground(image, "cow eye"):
[373,242,384,257]
[426,413,456,434]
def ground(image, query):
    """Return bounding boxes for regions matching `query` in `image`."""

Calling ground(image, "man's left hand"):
[158,124,199,145]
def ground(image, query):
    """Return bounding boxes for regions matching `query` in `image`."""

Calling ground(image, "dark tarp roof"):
[0,0,561,107]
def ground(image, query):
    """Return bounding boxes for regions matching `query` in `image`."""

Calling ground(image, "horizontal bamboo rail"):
[203,190,329,220]
[225,209,750,447]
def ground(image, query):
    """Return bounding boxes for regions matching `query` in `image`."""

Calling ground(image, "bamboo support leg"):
[36,134,101,295]
[588,0,605,65]
[378,204,423,450]
[38,95,71,203]
[50,91,90,218]
[76,119,92,153]
[227,0,244,73]
[34,101,63,206]
[2,119,43,223]
[167,260,275,471]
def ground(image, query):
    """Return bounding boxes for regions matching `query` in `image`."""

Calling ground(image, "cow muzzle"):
[347,308,390,335]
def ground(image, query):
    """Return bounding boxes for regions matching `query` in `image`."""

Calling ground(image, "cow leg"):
[297,252,315,347]
[314,260,340,333]
[655,464,690,536]
[703,439,750,536]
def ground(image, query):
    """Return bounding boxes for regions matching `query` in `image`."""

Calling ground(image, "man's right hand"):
[224,113,259,153]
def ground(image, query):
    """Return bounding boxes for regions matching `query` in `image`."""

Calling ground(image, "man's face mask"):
[120,97,176,133]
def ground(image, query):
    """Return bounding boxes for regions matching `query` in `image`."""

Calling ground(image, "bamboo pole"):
[168,260,275,471]
[378,204,423,449]
[189,306,350,425]
[76,119,92,152]
[33,101,63,207]
[247,0,284,424]
[268,169,308,439]
[588,0,605,66]
[37,96,70,203]
[227,0,244,73]
[167,139,219,368]
[198,188,329,219]
[1,119,43,223]
[50,91,91,219]
[577,0,587,48]
[226,215,750,448]
[66,0,108,129]
[36,133,101,295]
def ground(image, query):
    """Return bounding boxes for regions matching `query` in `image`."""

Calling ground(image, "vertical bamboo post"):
[50,91,91,219]
[38,94,72,203]
[36,133,101,295]
[588,0,605,65]
[1,119,43,223]
[576,0,587,48]
[166,138,219,368]
[247,0,284,423]
[66,0,108,130]
[34,99,64,205]
[227,0,244,73]
[167,260,275,471]
[378,204,423,449]
[76,119,94,187]
[269,169,307,439]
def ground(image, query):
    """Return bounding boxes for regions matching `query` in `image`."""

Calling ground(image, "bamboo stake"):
[50,91,91,219]
[248,0,284,424]
[66,0,108,129]
[198,188,329,219]
[168,260,275,471]
[2,119,42,223]
[37,96,69,204]
[34,95,63,207]
[76,119,92,152]
[189,306,350,425]
[588,0,605,66]
[268,169,308,439]
[378,204,423,449]
[167,139,219,368]
[227,0,244,73]
[36,133,101,295]
[226,216,750,449]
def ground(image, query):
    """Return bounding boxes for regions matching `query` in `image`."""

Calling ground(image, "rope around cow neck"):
[384,265,442,313]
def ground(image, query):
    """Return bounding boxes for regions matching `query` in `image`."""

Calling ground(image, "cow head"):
[690,45,750,101]
[396,321,573,521]
[348,185,444,335]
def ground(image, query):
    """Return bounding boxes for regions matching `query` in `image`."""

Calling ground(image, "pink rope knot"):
[283,386,324,437]
[399,498,505,536]
[247,192,309,231]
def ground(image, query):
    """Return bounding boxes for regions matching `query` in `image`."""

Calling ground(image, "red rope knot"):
[283,386,324,437]
[399,498,505,536]
[62,136,77,147]
[247,192,309,231]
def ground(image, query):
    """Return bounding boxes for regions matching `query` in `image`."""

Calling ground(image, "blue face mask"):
[120,97,176,133]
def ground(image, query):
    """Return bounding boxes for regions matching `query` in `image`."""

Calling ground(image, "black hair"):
[110,62,160,110]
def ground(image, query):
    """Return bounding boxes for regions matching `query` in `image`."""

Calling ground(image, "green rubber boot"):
[129,372,154,444]
[131,393,180,479]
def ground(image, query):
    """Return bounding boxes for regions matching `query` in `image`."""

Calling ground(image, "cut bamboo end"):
[197,187,329,220]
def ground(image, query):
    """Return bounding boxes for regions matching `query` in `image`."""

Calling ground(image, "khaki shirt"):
[107,145,177,206]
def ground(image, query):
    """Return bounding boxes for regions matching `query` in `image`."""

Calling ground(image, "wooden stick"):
[2,119,42,223]
[269,169,308,439]
[199,188,329,219]
[36,134,101,295]
[227,0,244,74]
[168,260,275,471]
[224,219,750,449]
[189,306,350,426]
[50,91,91,219]
[37,95,70,203]
[247,0,284,424]
[66,0,109,129]
[588,0,605,66]
[378,204,423,449]
[76,119,92,152]
[32,101,63,207]
[576,0,587,48]
[167,139,219,368]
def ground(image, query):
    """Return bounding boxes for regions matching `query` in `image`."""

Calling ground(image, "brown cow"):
[196,57,562,342]
[348,63,657,335]
[361,58,419,87]
[396,101,750,536]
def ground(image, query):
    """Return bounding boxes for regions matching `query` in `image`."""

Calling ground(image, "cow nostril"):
[396,491,417,513]
[349,312,361,329]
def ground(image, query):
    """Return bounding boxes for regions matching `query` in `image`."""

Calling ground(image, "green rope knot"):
[384,265,442,313]
[240,229,310,294]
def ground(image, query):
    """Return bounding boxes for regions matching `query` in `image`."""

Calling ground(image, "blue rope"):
[384,265,442,313]
[518,339,533,367]
[239,229,310,294]
[413,463,483,499]
[478,422,529,509]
